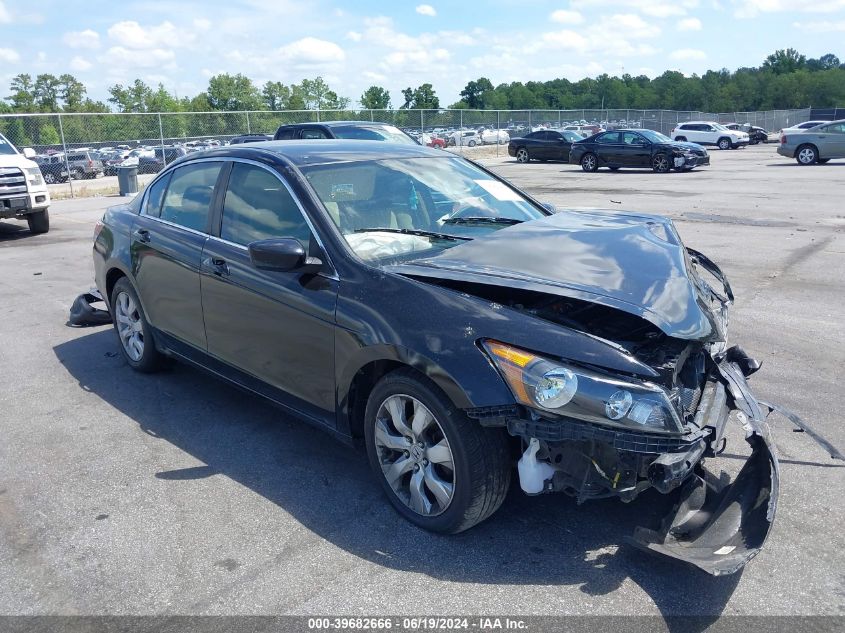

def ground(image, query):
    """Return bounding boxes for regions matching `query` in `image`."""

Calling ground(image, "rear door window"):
[301,128,329,139]
[144,172,172,217]
[597,132,621,144]
[159,162,223,232]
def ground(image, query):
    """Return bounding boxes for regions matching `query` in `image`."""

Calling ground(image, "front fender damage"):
[629,354,779,576]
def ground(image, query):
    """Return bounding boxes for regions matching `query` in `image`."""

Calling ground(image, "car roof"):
[277,121,400,129]
[180,139,444,167]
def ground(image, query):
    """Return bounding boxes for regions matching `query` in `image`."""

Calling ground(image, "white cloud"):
[193,18,212,31]
[793,20,845,31]
[677,17,702,30]
[0,1,10,23]
[346,30,363,41]
[732,0,845,17]
[107,21,192,49]
[670,48,707,60]
[550,9,585,24]
[275,37,345,64]
[572,0,698,17]
[102,46,176,68]
[62,29,101,50]
[69,56,92,71]
[0,47,19,62]
[611,13,661,38]
[416,4,437,17]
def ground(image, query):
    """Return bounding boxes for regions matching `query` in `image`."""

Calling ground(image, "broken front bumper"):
[505,350,780,576]
[629,358,779,576]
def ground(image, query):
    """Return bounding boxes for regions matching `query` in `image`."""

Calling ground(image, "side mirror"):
[541,202,558,213]
[248,238,322,272]
[22,148,36,159]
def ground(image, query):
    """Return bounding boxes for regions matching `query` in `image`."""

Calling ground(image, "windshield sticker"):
[331,183,355,198]
[474,179,522,202]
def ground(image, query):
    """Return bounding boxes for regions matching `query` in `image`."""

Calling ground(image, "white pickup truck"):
[0,132,51,233]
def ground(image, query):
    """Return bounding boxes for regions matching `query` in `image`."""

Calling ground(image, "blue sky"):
[1,0,844,108]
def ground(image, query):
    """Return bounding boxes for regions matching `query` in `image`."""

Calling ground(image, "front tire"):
[43,173,57,184]
[652,153,671,173]
[364,369,511,534]
[26,209,49,234]
[110,278,166,373]
[717,137,731,150]
[515,148,530,163]
[675,136,687,142]
[580,153,598,172]
[796,145,818,165]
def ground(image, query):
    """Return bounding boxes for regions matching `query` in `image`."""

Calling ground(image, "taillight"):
[93,218,105,241]
[88,159,93,168]
[780,135,786,144]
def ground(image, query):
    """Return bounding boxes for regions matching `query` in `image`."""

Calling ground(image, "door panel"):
[200,162,338,426]
[130,162,224,350]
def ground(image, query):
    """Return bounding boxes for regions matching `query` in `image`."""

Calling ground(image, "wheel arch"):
[339,345,485,441]
[794,142,819,158]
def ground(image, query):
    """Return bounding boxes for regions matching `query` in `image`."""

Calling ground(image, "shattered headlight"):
[482,340,684,434]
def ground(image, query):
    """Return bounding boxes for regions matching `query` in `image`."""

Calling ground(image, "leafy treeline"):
[4,49,842,117]
[451,50,845,111]
[1,49,842,147]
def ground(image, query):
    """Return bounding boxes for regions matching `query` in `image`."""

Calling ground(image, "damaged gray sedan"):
[93,141,833,578]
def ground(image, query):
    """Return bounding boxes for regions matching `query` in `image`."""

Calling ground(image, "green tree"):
[262,81,291,110]
[764,48,806,75]
[8,74,35,111]
[33,74,61,111]
[39,123,60,144]
[108,79,154,112]
[360,85,391,109]
[299,77,349,110]
[400,84,439,109]
[207,73,262,111]
[57,74,86,110]
[459,77,494,109]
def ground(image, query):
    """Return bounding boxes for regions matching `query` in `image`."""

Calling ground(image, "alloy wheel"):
[797,147,817,165]
[653,154,670,173]
[115,291,145,362]
[581,154,597,171]
[44,173,57,184]
[516,148,529,163]
[718,138,731,150]
[373,394,455,517]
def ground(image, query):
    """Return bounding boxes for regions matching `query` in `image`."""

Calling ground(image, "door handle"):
[203,257,230,277]
[133,228,151,243]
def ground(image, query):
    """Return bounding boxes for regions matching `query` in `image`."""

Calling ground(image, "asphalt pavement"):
[0,143,843,618]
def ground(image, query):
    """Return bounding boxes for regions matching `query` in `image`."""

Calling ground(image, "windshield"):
[0,134,19,156]
[301,156,547,263]
[639,129,673,143]
[331,125,418,145]
[713,123,729,131]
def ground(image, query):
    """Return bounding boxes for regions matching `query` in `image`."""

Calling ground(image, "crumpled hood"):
[388,210,727,341]
[669,141,708,153]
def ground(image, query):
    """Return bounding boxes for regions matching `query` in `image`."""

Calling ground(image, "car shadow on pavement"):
[55,329,741,625]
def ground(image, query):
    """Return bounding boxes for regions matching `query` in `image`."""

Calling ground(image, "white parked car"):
[0,132,51,233]
[778,121,827,135]
[480,129,510,145]
[449,130,481,147]
[671,121,749,150]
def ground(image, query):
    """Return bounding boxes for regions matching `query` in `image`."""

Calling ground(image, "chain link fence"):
[0,107,818,197]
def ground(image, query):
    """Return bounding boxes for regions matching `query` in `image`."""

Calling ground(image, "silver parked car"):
[777,119,845,165]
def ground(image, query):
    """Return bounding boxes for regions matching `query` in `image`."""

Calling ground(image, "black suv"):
[274,121,418,145]
[92,140,781,576]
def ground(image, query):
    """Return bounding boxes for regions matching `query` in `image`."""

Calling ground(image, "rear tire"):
[580,153,598,172]
[364,369,511,534]
[110,277,167,373]
[796,145,818,165]
[26,209,49,234]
